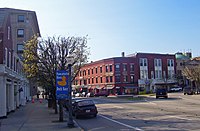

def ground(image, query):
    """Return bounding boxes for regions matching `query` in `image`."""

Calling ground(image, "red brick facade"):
[74,53,176,95]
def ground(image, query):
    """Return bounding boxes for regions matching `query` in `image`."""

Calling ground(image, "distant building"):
[0,8,40,118]
[74,52,177,95]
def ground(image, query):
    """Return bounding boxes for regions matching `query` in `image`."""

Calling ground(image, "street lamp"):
[67,57,74,128]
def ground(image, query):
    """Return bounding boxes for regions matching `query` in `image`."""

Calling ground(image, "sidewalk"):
[0,99,81,131]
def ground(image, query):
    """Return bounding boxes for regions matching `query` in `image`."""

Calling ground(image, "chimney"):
[121,52,125,57]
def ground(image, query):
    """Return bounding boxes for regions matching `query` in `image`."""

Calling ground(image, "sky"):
[1,0,200,61]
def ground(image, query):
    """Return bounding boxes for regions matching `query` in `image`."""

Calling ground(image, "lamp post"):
[67,63,74,127]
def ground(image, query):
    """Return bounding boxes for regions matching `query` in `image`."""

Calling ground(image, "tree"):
[23,35,89,121]
[182,66,200,93]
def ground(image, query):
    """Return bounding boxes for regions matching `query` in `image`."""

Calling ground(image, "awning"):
[106,86,114,90]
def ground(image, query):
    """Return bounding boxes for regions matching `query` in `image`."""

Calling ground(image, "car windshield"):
[77,100,94,107]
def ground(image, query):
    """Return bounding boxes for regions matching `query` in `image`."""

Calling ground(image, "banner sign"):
[56,70,69,100]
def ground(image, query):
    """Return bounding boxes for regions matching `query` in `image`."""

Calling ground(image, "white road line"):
[169,115,192,121]
[99,114,144,131]
[145,100,157,105]
[113,106,124,109]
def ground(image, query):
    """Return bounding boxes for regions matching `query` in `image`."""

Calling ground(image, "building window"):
[155,70,162,79]
[168,70,174,79]
[92,68,94,74]
[140,70,148,79]
[110,76,113,82]
[100,67,102,73]
[100,77,103,83]
[106,65,109,72]
[140,58,147,66]
[18,15,25,22]
[96,67,98,74]
[130,64,134,72]
[8,26,10,40]
[130,75,134,83]
[17,44,24,53]
[123,64,127,71]
[92,78,94,83]
[88,79,90,84]
[5,48,8,66]
[106,76,109,83]
[96,77,98,83]
[80,80,82,85]
[115,75,121,83]
[84,79,87,85]
[109,65,112,72]
[88,69,90,75]
[154,59,162,67]
[115,64,120,72]
[123,75,128,82]
[17,29,24,37]
[9,52,11,68]
[167,59,174,67]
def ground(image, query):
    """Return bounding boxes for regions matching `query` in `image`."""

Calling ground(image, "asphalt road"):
[74,93,200,131]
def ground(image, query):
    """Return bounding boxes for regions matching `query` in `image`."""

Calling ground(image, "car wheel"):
[165,96,168,99]
[156,96,158,99]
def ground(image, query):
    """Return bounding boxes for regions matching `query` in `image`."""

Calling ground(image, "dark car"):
[72,99,98,119]
[156,88,168,99]
[183,86,194,95]
[94,91,108,97]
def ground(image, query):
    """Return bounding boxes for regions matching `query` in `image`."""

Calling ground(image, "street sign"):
[56,70,69,100]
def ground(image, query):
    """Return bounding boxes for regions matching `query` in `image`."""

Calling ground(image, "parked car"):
[72,99,98,119]
[156,88,168,99]
[170,86,182,92]
[183,86,194,95]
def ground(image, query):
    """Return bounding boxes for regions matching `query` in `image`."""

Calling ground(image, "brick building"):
[74,52,177,95]
[0,8,40,118]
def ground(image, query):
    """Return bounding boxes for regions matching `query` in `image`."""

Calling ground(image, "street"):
[75,93,200,131]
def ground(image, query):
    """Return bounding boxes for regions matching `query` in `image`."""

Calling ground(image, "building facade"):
[0,8,40,118]
[74,52,177,95]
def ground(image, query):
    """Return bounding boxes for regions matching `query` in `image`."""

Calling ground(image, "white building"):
[0,8,40,118]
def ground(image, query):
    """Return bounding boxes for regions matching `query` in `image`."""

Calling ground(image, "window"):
[5,48,8,66]
[168,70,174,79]
[84,79,87,85]
[100,77,103,83]
[109,65,112,72]
[115,64,120,72]
[8,26,10,40]
[106,76,109,83]
[167,59,174,67]
[123,75,128,82]
[92,68,94,74]
[130,64,134,72]
[100,67,102,73]
[123,64,127,71]
[140,70,148,79]
[115,75,121,83]
[140,58,147,66]
[96,77,98,83]
[96,67,98,74]
[17,44,24,53]
[18,15,25,22]
[9,52,11,68]
[88,79,90,84]
[155,70,162,79]
[130,75,134,83]
[110,76,113,82]
[88,69,90,75]
[154,59,162,67]
[79,71,82,76]
[106,65,109,72]
[92,78,94,83]
[17,29,24,37]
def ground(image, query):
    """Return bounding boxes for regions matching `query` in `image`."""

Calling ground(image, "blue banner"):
[56,70,69,100]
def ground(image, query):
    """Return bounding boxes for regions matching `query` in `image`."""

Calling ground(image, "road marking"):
[99,114,144,131]
[169,115,192,121]
[113,106,124,109]
[145,100,157,105]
